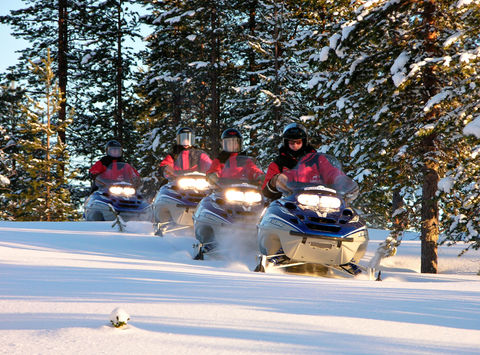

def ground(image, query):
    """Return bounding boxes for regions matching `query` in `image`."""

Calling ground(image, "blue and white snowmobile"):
[151,149,212,236]
[255,152,369,276]
[192,155,265,260]
[84,161,152,221]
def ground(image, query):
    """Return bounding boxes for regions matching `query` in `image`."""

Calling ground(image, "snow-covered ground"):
[0,221,479,354]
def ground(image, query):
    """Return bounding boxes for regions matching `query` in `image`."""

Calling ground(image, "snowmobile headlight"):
[297,193,320,207]
[109,185,136,196]
[225,189,244,202]
[318,196,341,209]
[244,190,262,204]
[225,189,262,204]
[297,194,341,209]
[178,177,210,190]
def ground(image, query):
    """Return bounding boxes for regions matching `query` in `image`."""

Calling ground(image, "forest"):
[0,0,479,273]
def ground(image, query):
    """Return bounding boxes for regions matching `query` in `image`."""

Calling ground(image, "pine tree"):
[1,0,142,200]
[308,0,480,272]
[136,0,241,196]
[238,0,314,164]
[10,50,78,221]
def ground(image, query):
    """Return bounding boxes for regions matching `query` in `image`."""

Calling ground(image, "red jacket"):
[207,152,264,181]
[262,147,343,199]
[89,156,140,178]
[160,148,212,173]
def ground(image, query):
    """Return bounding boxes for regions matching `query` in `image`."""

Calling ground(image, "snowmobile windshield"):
[172,149,212,175]
[96,161,140,187]
[217,155,264,186]
[283,152,344,191]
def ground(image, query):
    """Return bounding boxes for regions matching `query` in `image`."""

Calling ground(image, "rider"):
[159,127,212,179]
[206,128,264,183]
[89,140,140,190]
[262,122,358,201]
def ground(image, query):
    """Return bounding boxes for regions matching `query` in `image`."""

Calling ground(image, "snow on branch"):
[463,116,480,138]
[423,90,451,113]
[390,51,409,87]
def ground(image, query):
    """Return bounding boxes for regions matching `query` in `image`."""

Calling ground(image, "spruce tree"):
[308,0,480,272]
[10,50,78,221]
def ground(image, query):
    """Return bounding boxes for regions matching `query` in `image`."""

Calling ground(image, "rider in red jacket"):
[207,128,264,183]
[90,140,140,177]
[159,127,212,178]
[89,140,140,191]
[262,123,353,200]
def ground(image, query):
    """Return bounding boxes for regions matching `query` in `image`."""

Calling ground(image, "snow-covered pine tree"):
[135,0,205,197]
[136,0,240,196]
[0,76,27,220]
[308,0,480,272]
[10,50,78,221]
[1,0,142,203]
[239,0,313,164]
[71,0,141,170]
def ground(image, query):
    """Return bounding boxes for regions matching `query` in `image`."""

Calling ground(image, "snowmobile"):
[192,155,265,260]
[84,161,152,221]
[151,149,212,236]
[255,152,369,277]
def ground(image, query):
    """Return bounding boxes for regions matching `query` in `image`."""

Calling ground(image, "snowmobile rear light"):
[297,194,341,210]
[177,177,210,191]
[109,185,136,197]
[225,188,262,204]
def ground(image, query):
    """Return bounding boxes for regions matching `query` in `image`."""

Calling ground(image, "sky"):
[0,0,27,73]
[0,220,479,354]
[0,0,148,74]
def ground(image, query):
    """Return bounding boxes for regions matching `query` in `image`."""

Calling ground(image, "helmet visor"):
[222,137,241,152]
[176,132,193,147]
[107,146,122,158]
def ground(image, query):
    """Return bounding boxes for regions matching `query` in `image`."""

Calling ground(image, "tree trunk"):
[209,7,220,157]
[248,0,257,87]
[420,0,440,273]
[273,3,281,123]
[421,135,439,273]
[115,0,124,144]
[391,189,407,240]
[58,0,67,145]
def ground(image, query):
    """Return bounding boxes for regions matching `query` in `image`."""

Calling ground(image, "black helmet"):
[176,127,195,147]
[282,122,308,147]
[105,140,122,158]
[221,128,242,153]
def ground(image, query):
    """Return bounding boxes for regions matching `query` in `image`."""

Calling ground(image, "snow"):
[390,51,409,87]
[438,176,455,193]
[0,221,479,354]
[0,174,9,186]
[464,116,480,138]
[456,0,480,7]
[319,46,330,62]
[109,307,130,327]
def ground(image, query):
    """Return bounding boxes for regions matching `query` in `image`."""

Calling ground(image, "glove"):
[275,173,291,193]
[163,165,175,178]
[254,173,265,185]
[333,175,359,203]
[207,172,219,185]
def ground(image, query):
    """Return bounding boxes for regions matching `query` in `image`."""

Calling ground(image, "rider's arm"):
[318,155,344,185]
[89,160,107,177]
[246,160,265,182]
[262,162,282,200]
[206,158,222,175]
[159,155,174,177]
[319,155,359,201]
[200,153,213,172]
